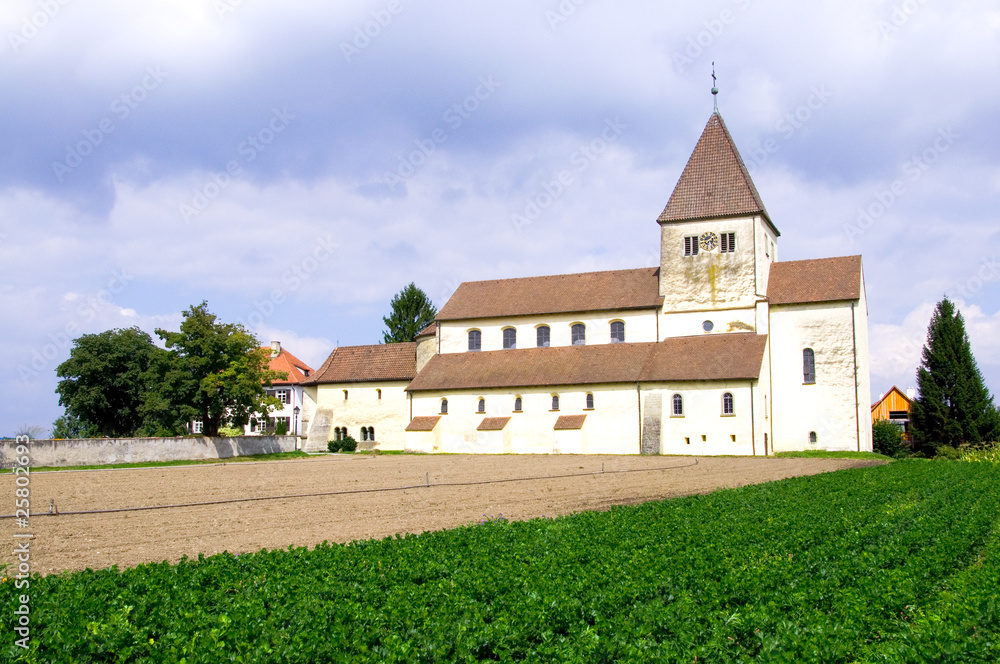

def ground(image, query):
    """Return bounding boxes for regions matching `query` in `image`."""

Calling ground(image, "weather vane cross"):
[711,62,719,112]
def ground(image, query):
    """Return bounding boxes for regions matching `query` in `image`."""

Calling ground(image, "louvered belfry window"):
[720,232,736,253]
[684,236,699,256]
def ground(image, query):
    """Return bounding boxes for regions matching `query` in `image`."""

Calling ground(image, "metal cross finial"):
[711,62,719,112]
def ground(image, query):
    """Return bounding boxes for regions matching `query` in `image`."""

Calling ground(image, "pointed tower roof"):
[658,112,778,235]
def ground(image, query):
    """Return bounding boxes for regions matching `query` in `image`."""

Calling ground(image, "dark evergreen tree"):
[910,298,1000,454]
[382,283,437,343]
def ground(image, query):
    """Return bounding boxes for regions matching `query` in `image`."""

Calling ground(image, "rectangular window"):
[684,236,699,256]
[720,232,736,253]
[276,389,289,404]
[503,328,516,349]
[536,326,550,348]
[192,419,203,434]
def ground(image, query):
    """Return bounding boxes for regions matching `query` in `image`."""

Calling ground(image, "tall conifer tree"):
[382,283,437,343]
[910,298,1000,453]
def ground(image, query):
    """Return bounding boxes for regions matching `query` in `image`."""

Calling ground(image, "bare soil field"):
[2,454,882,575]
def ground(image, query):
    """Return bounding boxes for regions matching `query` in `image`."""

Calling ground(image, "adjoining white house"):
[245,341,314,436]
[300,109,872,455]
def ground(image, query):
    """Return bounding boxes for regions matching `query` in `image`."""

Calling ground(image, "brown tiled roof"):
[554,415,587,430]
[405,416,441,432]
[416,323,436,338]
[305,343,416,385]
[406,334,767,392]
[477,417,511,431]
[638,334,769,381]
[437,267,663,321]
[658,113,776,235]
[768,256,862,305]
[263,347,314,385]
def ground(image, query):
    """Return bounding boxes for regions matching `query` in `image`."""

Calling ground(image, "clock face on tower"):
[699,231,719,251]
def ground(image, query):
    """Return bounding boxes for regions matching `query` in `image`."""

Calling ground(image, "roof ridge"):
[453,265,659,288]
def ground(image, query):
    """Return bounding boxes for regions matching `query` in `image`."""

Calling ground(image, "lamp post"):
[293,406,300,437]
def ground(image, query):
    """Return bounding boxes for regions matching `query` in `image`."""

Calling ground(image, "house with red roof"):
[299,107,872,455]
[245,341,313,436]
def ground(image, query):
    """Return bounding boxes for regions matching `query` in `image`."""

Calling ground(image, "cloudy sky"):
[2,0,999,435]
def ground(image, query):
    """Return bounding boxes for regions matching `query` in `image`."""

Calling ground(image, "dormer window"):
[684,236,699,256]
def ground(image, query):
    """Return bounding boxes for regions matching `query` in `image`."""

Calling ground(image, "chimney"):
[270,341,281,358]
[906,387,916,400]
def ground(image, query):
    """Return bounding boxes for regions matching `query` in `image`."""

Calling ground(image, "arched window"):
[803,348,816,384]
[551,394,560,411]
[477,398,486,413]
[571,323,586,346]
[440,398,448,414]
[360,427,369,442]
[376,389,382,400]
[368,427,375,441]
[809,431,818,443]
[586,393,594,409]
[536,325,550,347]
[343,389,348,400]
[333,427,341,440]
[722,392,734,415]
[610,321,625,343]
[503,327,516,349]
[468,329,482,352]
[672,393,684,416]
[514,396,523,412]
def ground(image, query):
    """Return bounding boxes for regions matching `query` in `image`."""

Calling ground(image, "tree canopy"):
[382,283,437,343]
[910,298,1000,453]
[55,327,164,437]
[145,302,287,437]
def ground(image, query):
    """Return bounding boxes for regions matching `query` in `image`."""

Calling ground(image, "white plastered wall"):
[659,307,758,339]
[406,384,641,454]
[769,300,870,452]
[438,309,658,354]
[648,382,759,456]
[314,380,411,450]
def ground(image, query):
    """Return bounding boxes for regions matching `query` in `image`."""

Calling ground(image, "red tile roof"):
[416,322,436,338]
[306,343,417,385]
[658,113,777,235]
[263,347,314,385]
[406,334,767,392]
[768,256,862,305]
[477,417,511,431]
[405,416,441,432]
[437,267,663,321]
[554,415,587,430]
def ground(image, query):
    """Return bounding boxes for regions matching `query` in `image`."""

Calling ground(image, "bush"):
[935,444,961,460]
[218,426,243,437]
[872,419,905,457]
[327,435,357,453]
[274,421,288,435]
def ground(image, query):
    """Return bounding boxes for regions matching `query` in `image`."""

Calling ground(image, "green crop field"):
[4,460,999,663]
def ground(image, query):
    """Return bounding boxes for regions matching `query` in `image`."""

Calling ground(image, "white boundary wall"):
[0,435,299,468]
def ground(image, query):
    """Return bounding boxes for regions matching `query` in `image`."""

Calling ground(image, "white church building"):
[300,110,872,456]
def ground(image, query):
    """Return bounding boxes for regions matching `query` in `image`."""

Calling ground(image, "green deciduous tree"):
[145,302,287,437]
[382,283,437,343]
[872,419,905,457]
[55,327,164,437]
[910,298,1000,454]
[51,412,98,439]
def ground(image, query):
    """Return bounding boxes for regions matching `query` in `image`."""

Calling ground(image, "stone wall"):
[0,435,299,468]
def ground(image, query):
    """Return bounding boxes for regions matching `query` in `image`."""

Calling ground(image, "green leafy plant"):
[217,426,243,437]
[873,418,906,457]
[274,420,288,436]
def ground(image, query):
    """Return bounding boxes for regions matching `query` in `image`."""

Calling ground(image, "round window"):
[702,320,714,332]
